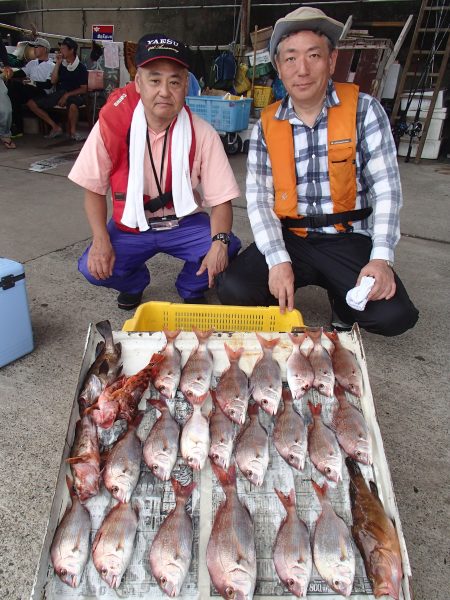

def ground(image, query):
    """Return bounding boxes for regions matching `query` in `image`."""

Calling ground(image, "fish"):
[180,391,210,470]
[307,329,335,398]
[50,475,91,588]
[179,328,214,402]
[214,343,249,425]
[324,330,363,398]
[312,481,355,597]
[152,329,182,399]
[286,333,314,399]
[149,478,196,597]
[90,353,164,429]
[346,457,403,599]
[250,333,282,416]
[273,388,307,471]
[66,414,100,502]
[235,402,269,487]
[143,397,181,481]
[103,412,144,503]
[273,488,312,597]
[92,501,139,589]
[208,390,235,470]
[78,320,122,415]
[207,463,257,600]
[331,385,372,465]
[307,401,342,483]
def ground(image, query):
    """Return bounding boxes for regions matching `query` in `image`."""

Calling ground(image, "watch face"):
[213,233,230,244]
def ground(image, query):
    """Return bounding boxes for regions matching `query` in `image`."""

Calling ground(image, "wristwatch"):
[212,232,231,245]
[385,260,394,268]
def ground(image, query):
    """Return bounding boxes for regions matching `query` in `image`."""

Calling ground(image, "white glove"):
[346,276,375,311]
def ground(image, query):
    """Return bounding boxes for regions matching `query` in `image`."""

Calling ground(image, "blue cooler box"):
[0,258,34,367]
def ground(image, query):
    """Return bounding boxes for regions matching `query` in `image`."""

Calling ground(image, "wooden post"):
[251,25,258,100]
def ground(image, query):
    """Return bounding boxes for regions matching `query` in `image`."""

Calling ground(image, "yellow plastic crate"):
[122,301,304,332]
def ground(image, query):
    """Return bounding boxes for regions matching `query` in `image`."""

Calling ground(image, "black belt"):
[280,207,373,232]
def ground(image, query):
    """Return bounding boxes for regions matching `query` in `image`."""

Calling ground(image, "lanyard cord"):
[146,126,170,197]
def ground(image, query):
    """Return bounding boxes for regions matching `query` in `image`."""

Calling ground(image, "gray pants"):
[0,79,12,138]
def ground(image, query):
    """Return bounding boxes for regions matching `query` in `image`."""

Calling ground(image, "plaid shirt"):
[246,80,402,269]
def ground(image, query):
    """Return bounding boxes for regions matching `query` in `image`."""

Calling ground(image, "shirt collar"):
[275,79,340,124]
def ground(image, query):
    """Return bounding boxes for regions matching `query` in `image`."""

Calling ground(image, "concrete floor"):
[0,132,449,600]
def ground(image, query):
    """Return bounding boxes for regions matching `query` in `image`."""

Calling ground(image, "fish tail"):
[192,327,215,342]
[163,329,181,342]
[188,390,210,406]
[66,453,94,465]
[306,328,323,344]
[312,480,328,502]
[171,477,196,501]
[345,456,362,478]
[274,488,296,511]
[324,330,338,343]
[95,319,114,350]
[224,343,244,362]
[211,461,236,490]
[288,332,307,346]
[282,387,293,403]
[308,400,322,416]
[255,332,280,350]
[334,384,347,404]
[147,396,168,412]
[247,401,260,417]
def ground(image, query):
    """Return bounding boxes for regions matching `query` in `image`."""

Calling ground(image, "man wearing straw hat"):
[217,7,418,336]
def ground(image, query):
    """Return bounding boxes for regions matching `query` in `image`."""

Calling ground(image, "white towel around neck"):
[121,100,197,232]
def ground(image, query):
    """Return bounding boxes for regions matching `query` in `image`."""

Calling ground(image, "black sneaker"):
[117,291,143,310]
[183,296,207,304]
[331,309,353,332]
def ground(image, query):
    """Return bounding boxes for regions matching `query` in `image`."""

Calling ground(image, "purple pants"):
[78,212,241,300]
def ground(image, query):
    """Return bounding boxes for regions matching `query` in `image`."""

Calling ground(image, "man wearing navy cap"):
[69,33,241,310]
[34,36,88,140]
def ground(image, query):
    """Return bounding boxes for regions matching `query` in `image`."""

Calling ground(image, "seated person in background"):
[0,38,16,148]
[216,7,419,337]
[34,37,88,140]
[8,38,54,137]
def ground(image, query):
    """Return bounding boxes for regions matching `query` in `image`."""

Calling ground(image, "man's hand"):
[55,52,63,66]
[196,241,229,288]
[57,92,68,107]
[358,259,396,301]
[269,262,295,314]
[87,235,115,280]
[2,66,13,80]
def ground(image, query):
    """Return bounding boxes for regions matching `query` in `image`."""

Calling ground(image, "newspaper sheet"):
[31,328,412,600]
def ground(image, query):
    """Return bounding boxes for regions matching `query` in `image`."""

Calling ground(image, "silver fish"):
[50,476,91,588]
[103,413,143,503]
[286,333,314,399]
[209,390,235,470]
[92,501,139,589]
[250,333,282,416]
[308,401,342,483]
[307,329,335,398]
[143,397,180,481]
[312,481,355,597]
[207,463,257,600]
[66,414,100,503]
[325,330,363,398]
[78,319,122,415]
[180,398,210,471]
[235,402,269,487]
[214,343,249,425]
[273,388,307,471]
[152,329,182,399]
[179,328,214,402]
[332,385,372,465]
[149,478,196,597]
[273,488,312,597]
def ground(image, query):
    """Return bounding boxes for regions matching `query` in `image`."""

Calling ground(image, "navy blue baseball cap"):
[135,33,190,69]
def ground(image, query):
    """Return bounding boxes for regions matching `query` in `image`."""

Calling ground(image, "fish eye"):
[356,450,362,456]
[152,464,159,471]
[225,587,235,598]
[229,408,235,415]
[247,469,253,477]
[112,485,119,493]
[287,578,295,587]
[160,576,167,585]
[289,454,295,460]
[334,579,341,586]
[101,567,108,575]
[325,466,331,474]
[319,383,325,389]
[60,568,67,577]
[212,453,219,460]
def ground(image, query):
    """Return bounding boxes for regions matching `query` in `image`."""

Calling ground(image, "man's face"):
[59,44,74,60]
[34,45,47,59]
[135,59,188,127]
[275,30,337,109]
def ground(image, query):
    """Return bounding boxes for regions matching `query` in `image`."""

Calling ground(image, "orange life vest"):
[260,82,359,237]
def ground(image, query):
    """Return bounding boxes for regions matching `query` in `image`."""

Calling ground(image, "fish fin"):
[131,409,145,429]
[369,480,381,500]
[163,328,181,342]
[192,327,215,342]
[66,451,97,465]
[311,480,328,502]
[308,400,322,416]
[345,456,362,478]
[147,396,168,412]
[92,530,102,554]
[116,532,127,553]
[339,535,349,562]
[65,474,76,499]
[306,327,323,344]
[188,390,210,406]
[115,341,122,357]
[171,477,196,501]
[223,343,244,362]
[274,487,296,511]
[210,461,236,489]
[247,401,260,417]
[282,387,293,403]
[98,359,109,376]
[94,340,105,359]
[255,332,280,350]
[334,383,347,405]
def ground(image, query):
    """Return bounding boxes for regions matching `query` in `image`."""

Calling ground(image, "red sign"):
[92,25,114,41]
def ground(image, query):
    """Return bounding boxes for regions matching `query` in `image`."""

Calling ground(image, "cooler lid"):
[0,258,25,290]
